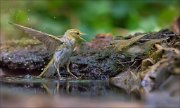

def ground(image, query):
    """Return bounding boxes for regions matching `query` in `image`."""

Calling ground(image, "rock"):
[0,29,178,80]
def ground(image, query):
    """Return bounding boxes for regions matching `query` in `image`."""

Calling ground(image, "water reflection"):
[0,76,139,101]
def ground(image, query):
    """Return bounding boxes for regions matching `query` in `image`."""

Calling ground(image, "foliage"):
[0,0,179,41]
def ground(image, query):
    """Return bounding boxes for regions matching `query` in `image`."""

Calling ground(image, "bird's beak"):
[80,32,87,36]
[79,36,87,42]
[78,32,87,41]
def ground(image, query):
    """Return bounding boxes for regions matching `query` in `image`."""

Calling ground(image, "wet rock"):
[142,29,177,40]
[110,69,141,94]
[0,35,135,79]
[0,49,50,71]
[0,29,179,80]
[70,51,132,79]
[141,46,180,92]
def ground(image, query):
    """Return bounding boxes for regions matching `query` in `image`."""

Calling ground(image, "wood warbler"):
[11,23,86,79]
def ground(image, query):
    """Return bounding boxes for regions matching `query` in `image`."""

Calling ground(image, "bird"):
[11,23,86,79]
[39,29,86,79]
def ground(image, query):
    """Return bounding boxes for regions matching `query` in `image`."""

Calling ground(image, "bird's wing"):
[11,23,64,53]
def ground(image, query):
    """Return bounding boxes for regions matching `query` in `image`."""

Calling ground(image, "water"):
[0,67,143,107]
[0,76,140,101]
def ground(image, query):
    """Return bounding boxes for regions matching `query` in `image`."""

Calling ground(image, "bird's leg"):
[38,59,54,77]
[38,70,45,77]
[38,61,51,77]
[38,67,47,77]
[66,60,78,79]
[55,64,61,79]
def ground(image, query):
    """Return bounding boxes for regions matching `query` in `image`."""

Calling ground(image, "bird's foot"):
[66,61,78,79]
[38,73,44,78]
[57,76,65,80]
[72,74,79,79]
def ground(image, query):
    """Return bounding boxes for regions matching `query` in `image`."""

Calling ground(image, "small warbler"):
[12,23,86,79]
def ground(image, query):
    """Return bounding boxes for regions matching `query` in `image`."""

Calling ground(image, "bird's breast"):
[54,47,73,65]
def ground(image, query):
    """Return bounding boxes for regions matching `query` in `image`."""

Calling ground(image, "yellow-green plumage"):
[39,39,76,78]
[11,23,86,79]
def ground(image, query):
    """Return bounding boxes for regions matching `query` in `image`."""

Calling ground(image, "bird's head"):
[64,29,86,40]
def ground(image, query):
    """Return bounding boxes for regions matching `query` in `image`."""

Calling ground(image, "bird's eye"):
[76,32,79,35]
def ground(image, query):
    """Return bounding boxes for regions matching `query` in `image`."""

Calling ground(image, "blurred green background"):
[0,0,179,41]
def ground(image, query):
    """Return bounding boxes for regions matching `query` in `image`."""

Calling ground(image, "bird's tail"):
[39,59,57,77]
